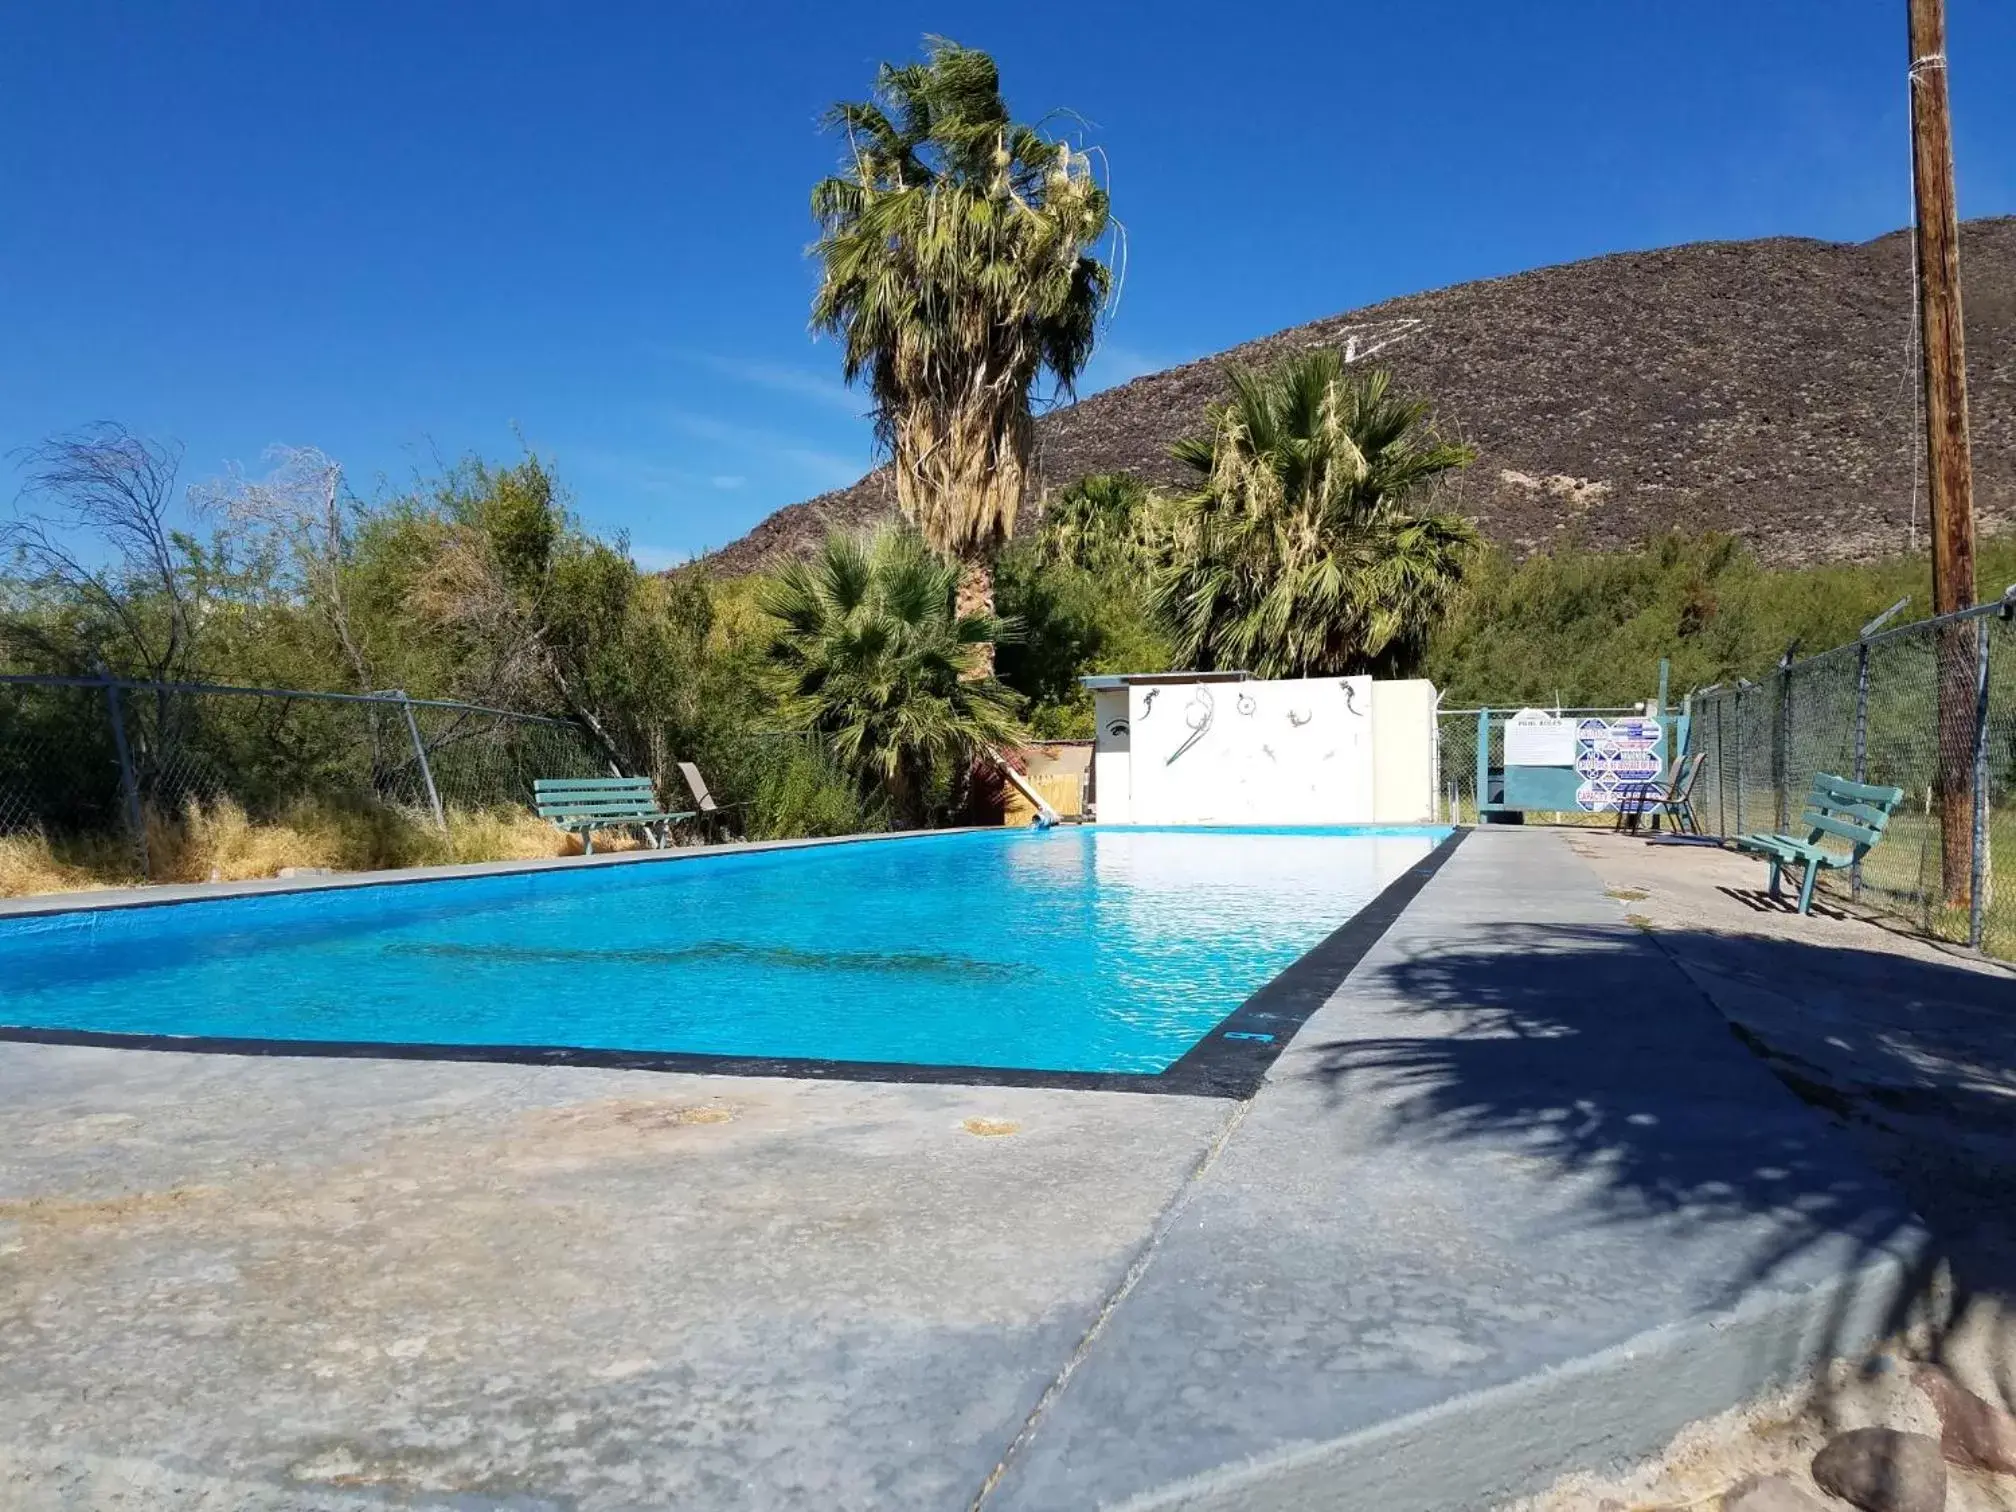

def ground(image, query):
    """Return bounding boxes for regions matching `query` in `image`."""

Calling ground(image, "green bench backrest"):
[534,776,661,821]
[1800,773,1905,856]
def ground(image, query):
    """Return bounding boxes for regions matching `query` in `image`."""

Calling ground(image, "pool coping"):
[0,825,997,918]
[0,827,1465,1101]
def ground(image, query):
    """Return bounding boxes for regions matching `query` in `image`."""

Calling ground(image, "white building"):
[1081,671,1439,826]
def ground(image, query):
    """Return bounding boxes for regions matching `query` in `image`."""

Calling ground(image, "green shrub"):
[1425,530,2016,705]
[746,743,890,840]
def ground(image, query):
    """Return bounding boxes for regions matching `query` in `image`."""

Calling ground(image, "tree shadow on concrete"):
[1304,921,2015,1404]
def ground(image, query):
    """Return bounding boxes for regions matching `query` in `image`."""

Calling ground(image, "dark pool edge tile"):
[1156,826,1467,1097]
[0,1026,1188,1095]
[0,829,1466,1100]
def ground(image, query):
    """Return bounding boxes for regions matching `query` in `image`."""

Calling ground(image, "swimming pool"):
[0,826,1455,1092]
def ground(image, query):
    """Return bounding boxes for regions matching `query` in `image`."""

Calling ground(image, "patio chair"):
[676,761,745,840]
[1615,750,1704,834]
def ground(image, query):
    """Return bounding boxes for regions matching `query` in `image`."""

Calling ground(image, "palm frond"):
[760,523,1027,819]
[1154,354,1479,678]
[810,41,1114,565]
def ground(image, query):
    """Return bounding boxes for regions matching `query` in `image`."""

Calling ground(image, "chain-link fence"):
[0,674,609,873]
[1688,591,2016,959]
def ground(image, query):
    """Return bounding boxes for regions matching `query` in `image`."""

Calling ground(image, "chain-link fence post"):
[1970,616,1991,950]
[1476,707,1490,820]
[1853,641,1871,900]
[1772,659,1793,835]
[1733,687,1746,836]
[396,690,448,831]
[99,671,149,877]
[1713,697,1726,836]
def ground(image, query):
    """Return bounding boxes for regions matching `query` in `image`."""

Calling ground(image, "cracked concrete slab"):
[0,1053,1232,1510]
[0,828,1938,1511]
[982,830,1928,1511]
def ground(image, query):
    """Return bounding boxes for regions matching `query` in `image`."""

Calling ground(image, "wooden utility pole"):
[1907,0,1979,905]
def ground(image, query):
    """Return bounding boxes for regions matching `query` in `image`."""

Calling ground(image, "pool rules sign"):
[1504,709,1578,767]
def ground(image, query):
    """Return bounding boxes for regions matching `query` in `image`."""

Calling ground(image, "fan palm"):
[1155,353,1479,680]
[759,525,1025,822]
[1037,472,1162,575]
[810,38,1112,668]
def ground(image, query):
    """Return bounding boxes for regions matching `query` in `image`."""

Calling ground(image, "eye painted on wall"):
[1236,692,1257,716]
[1104,718,1130,738]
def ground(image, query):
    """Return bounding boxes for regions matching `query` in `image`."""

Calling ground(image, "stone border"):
[0,825,996,918]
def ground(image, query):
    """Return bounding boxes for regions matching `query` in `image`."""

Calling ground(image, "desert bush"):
[0,798,657,898]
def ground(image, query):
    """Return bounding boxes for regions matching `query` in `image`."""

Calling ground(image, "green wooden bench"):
[1733,772,1905,915]
[534,776,694,855]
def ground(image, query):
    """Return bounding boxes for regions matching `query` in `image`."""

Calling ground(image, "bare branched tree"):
[190,446,372,691]
[3,424,214,794]
[4,423,200,684]
[407,523,552,706]
[408,523,630,773]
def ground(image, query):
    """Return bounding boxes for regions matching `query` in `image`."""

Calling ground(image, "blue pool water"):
[0,827,1445,1075]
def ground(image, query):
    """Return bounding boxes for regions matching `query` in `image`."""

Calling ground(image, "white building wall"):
[1124,676,1375,825]
[1090,675,1440,826]
[1370,679,1438,822]
[1090,688,1132,824]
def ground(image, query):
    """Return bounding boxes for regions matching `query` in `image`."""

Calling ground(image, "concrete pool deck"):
[0,829,1945,1510]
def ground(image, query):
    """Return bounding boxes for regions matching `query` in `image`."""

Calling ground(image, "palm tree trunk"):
[886,761,923,829]
[956,549,995,678]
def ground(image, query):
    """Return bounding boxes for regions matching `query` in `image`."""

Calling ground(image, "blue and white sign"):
[1608,718,1662,752]
[1574,747,1663,782]
[1571,716,1664,811]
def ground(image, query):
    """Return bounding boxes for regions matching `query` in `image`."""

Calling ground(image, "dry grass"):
[0,798,657,899]
[0,834,110,898]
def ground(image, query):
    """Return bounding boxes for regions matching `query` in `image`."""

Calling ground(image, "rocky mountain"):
[703,219,2016,574]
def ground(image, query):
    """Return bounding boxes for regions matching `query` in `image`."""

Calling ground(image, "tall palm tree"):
[1155,352,1479,680]
[759,524,1024,822]
[810,38,1112,670]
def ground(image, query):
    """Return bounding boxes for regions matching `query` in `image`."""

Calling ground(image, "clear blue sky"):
[4,1,2012,568]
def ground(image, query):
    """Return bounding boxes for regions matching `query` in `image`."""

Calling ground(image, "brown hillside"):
[703,220,2016,574]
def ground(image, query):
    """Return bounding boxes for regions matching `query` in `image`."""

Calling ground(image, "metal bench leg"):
[1797,865,1819,916]
[583,827,595,857]
[1766,858,1783,899]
